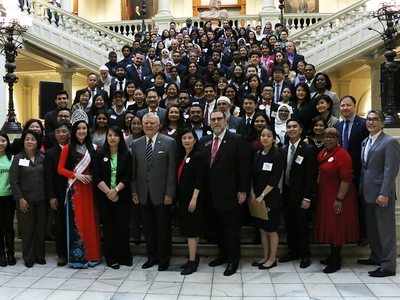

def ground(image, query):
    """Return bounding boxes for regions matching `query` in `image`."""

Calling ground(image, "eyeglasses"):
[210,117,224,122]
[323,136,338,140]
[366,117,380,123]
[58,115,70,119]
[278,110,289,113]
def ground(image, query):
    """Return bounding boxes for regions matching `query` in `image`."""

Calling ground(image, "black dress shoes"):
[158,262,170,271]
[34,259,46,265]
[300,258,311,268]
[258,261,277,270]
[208,258,226,267]
[357,258,380,266]
[251,261,266,267]
[25,262,33,268]
[142,259,159,269]
[323,263,341,273]
[110,263,120,269]
[278,253,299,263]
[320,256,331,265]
[368,267,395,277]
[223,263,238,276]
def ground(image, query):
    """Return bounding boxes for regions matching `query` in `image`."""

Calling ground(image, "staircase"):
[21,0,133,73]
[20,0,385,74]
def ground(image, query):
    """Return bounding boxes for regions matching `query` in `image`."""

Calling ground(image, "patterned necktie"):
[343,119,350,150]
[137,67,142,81]
[146,138,153,164]
[285,144,295,185]
[364,137,372,161]
[210,136,219,166]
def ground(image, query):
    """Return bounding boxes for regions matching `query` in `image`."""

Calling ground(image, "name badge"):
[229,128,237,133]
[295,155,304,164]
[263,162,273,171]
[259,104,265,110]
[19,158,30,167]
[271,111,277,118]
[328,157,334,162]
[110,115,117,120]
[186,157,191,163]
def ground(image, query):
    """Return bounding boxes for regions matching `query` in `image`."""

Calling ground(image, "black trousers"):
[97,196,132,266]
[0,195,16,252]
[52,199,67,259]
[139,197,172,265]
[282,197,311,258]
[211,206,242,265]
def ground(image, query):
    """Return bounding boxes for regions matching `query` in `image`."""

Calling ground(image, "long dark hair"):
[160,104,185,132]
[0,131,12,160]
[92,110,109,132]
[67,121,95,170]
[102,125,129,159]
[246,111,270,142]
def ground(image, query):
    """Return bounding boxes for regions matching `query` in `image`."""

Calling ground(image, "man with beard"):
[109,64,128,104]
[126,52,152,88]
[142,47,158,70]
[97,66,112,97]
[216,96,244,135]
[186,103,211,139]
[200,109,251,276]
[177,90,191,116]
[118,45,133,68]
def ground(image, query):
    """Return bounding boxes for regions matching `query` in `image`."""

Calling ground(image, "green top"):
[110,153,118,189]
[0,155,13,196]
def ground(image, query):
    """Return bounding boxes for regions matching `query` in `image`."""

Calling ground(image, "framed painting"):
[284,0,319,13]
[121,0,157,20]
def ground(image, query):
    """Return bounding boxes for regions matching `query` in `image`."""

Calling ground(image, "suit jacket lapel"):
[350,116,360,142]
[366,133,384,166]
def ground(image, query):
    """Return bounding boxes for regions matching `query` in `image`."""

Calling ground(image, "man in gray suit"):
[131,113,177,271]
[358,109,400,277]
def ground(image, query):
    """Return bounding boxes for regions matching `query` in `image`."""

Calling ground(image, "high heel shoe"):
[258,260,277,270]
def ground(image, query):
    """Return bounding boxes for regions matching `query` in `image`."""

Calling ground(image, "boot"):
[5,231,16,266]
[323,245,342,274]
[180,260,198,275]
[320,244,334,264]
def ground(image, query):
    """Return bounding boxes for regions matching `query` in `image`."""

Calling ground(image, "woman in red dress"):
[58,117,101,268]
[314,128,359,273]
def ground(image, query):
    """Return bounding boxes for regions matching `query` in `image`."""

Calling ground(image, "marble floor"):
[0,252,399,300]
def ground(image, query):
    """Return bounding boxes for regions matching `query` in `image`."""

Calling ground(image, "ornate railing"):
[289,0,371,52]
[20,0,133,54]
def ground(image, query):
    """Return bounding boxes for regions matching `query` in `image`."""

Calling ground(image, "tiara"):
[71,109,89,125]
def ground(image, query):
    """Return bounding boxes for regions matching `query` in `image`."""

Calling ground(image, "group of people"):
[0,19,398,279]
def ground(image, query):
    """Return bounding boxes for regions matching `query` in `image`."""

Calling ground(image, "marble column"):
[262,0,276,11]
[60,0,72,13]
[22,86,33,123]
[368,60,383,111]
[155,0,172,17]
[56,68,76,106]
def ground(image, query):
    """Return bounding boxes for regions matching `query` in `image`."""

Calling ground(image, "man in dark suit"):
[278,118,318,268]
[269,67,294,103]
[109,63,127,98]
[357,109,400,277]
[180,18,198,35]
[285,41,305,71]
[258,84,280,126]
[73,73,109,108]
[335,95,369,246]
[141,47,158,70]
[186,103,212,139]
[131,113,177,271]
[44,90,69,134]
[125,52,152,88]
[136,88,167,123]
[44,122,70,267]
[241,94,258,135]
[304,64,317,93]
[200,110,251,276]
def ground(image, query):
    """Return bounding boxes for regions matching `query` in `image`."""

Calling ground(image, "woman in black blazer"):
[92,125,132,269]
[250,125,283,270]
[176,128,206,276]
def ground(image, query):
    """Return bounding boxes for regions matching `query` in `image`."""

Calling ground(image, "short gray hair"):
[143,113,160,124]
[367,109,385,122]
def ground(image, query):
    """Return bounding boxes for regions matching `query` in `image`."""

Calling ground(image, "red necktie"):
[210,136,219,166]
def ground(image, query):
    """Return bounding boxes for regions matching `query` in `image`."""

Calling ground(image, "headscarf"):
[275,103,293,145]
